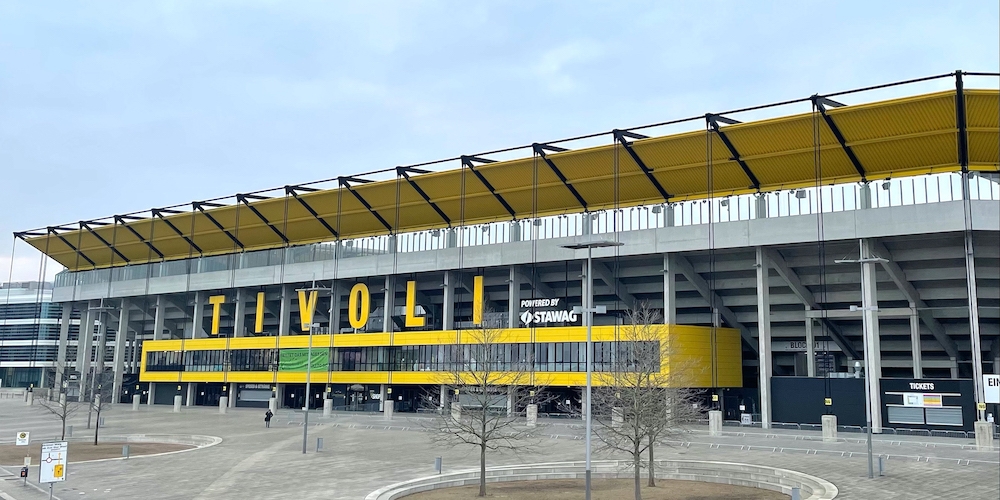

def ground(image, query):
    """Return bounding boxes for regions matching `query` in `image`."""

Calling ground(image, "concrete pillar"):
[612,407,624,429]
[383,277,395,333]
[329,284,341,334]
[278,285,292,335]
[663,254,676,325]
[132,394,140,411]
[384,400,394,420]
[445,228,457,249]
[192,291,205,338]
[75,302,96,401]
[387,234,397,254]
[860,183,873,209]
[111,300,130,404]
[442,272,455,330]
[508,266,521,329]
[664,204,675,227]
[95,310,109,386]
[439,384,447,411]
[582,212,593,235]
[975,421,994,451]
[506,387,514,417]
[234,289,247,337]
[910,304,923,378]
[821,414,838,442]
[55,303,73,391]
[580,387,587,421]
[323,398,333,417]
[805,307,815,377]
[25,392,33,406]
[860,239,883,433]
[755,247,772,430]
[755,194,768,219]
[173,394,182,412]
[219,396,229,414]
[509,221,521,242]
[526,404,538,427]
[153,296,166,340]
[228,383,237,408]
[186,383,196,406]
[147,383,156,406]
[451,403,462,420]
[268,396,277,412]
[378,384,387,412]
[708,410,723,436]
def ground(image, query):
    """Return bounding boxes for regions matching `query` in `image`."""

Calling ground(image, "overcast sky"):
[2,1,998,282]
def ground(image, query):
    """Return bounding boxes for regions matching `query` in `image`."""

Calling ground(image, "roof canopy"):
[20,86,1000,271]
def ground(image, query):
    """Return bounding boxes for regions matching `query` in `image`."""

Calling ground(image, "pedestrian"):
[264,409,273,428]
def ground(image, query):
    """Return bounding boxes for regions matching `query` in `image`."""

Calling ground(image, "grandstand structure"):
[10,71,1000,434]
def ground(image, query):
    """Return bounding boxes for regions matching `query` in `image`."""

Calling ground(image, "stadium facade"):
[11,71,1000,434]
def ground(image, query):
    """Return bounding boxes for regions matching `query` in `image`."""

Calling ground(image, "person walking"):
[264,409,273,428]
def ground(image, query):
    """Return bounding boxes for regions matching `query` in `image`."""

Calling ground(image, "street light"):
[296,282,332,455]
[836,254,887,479]
[563,239,623,500]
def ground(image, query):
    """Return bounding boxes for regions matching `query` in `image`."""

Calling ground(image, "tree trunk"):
[94,408,100,445]
[647,434,656,487]
[60,417,66,440]
[633,449,642,500]
[479,443,487,497]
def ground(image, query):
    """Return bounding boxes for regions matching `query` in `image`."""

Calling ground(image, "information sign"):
[984,375,1000,404]
[39,441,68,484]
[740,413,752,425]
[15,432,29,446]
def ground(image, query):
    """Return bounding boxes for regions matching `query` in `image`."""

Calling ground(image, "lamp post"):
[297,282,332,455]
[836,253,887,479]
[563,239,623,500]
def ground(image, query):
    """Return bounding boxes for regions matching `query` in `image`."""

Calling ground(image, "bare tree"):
[429,318,543,497]
[592,302,702,500]
[90,370,115,445]
[37,391,80,441]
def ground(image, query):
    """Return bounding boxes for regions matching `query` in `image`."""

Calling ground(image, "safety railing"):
[54,172,1000,288]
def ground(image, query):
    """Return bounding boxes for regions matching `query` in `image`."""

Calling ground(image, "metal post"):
[303,325,312,455]
[584,246,592,500]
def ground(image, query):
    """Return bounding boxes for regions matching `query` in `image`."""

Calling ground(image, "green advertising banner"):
[279,349,329,372]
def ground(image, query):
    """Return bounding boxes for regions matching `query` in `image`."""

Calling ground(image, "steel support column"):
[111,300,130,403]
[278,285,292,336]
[75,301,96,401]
[508,266,521,329]
[55,303,73,392]
[805,306,815,377]
[442,272,455,330]
[383,277,395,333]
[663,254,676,325]
[192,292,206,338]
[910,303,923,378]
[153,296,166,340]
[234,289,247,337]
[755,248,772,429]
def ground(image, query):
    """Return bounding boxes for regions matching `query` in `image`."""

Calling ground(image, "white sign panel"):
[740,413,752,425]
[15,432,29,446]
[39,441,68,484]
[985,375,1000,404]
[518,298,579,326]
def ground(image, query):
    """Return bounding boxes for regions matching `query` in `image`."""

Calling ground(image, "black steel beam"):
[461,155,518,219]
[286,186,338,238]
[613,129,671,201]
[152,209,203,254]
[80,221,130,264]
[339,177,393,232]
[707,114,760,190]
[397,167,451,226]
[955,70,969,170]
[532,143,588,210]
[192,202,246,249]
[115,215,164,259]
[235,195,288,244]
[49,227,96,267]
[813,96,868,181]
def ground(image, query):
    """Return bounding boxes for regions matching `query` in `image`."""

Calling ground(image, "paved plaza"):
[0,398,996,499]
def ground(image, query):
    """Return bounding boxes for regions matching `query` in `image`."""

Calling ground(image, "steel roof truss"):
[398,167,451,226]
[461,156,517,219]
[613,129,671,201]
[813,96,867,181]
[707,114,760,190]
[193,202,245,249]
[152,209,203,254]
[955,71,969,170]
[285,186,338,238]
[115,215,164,259]
[235,195,286,244]
[81,221,130,264]
[338,177,393,233]
[48,227,96,267]
[532,143,588,210]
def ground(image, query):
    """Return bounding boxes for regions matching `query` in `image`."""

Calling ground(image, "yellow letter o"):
[348,283,370,329]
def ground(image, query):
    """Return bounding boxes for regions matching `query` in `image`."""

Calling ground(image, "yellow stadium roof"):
[19,82,1000,272]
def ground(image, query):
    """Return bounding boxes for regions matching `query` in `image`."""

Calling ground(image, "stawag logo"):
[519,298,579,326]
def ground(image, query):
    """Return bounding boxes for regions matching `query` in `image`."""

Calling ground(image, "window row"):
[145,342,660,373]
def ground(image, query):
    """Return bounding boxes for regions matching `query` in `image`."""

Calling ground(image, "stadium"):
[9,71,1000,438]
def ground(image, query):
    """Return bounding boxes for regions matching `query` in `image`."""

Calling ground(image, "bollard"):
[526,404,538,428]
[708,410,723,437]
[66,425,73,437]
[879,456,886,476]
[219,396,229,414]
[173,394,182,413]
[132,394,141,411]
[25,392,33,406]
[323,398,333,418]
[791,487,801,500]
[316,437,323,452]
[434,457,442,474]
[122,445,130,459]
[268,397,277,413]
[383,400,394,421]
